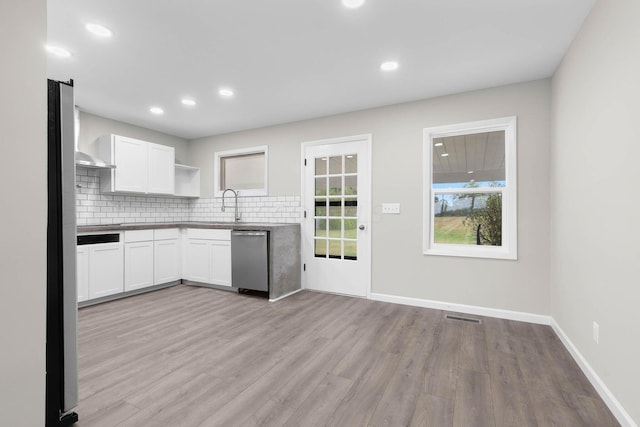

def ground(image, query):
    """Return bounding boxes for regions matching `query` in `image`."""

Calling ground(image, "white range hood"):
[74,107,115,169]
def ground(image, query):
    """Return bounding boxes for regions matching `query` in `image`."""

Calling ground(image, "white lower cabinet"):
[88,242,124,300]
[183,229,232,287]
[77,246,89,303]
[124,241,154,291]
[211,240,231,287]
[124,230,154,292]
[154,238,180,284]
[78,227,232,304]
[184,239,212,283]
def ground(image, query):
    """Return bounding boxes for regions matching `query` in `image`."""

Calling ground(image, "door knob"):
[359,225,365,230]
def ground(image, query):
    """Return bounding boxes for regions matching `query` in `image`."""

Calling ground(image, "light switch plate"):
[382,203,401,214]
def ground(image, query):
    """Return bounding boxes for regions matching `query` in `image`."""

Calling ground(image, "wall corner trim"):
[550,319,638,427]
[369,293,551,324]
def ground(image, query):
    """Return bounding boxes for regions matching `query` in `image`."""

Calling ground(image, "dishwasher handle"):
[232,231,267,237]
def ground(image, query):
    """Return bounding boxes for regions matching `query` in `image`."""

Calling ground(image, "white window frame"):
[213,145,268,197]
[423,116,517,260]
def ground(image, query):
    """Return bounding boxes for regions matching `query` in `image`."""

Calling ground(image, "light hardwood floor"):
[76,285,619,426]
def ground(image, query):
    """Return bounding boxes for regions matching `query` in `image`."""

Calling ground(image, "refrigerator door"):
[46,79,79,426]
[59,82,78,412]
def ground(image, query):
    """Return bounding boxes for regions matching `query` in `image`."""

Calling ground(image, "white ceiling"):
[47,0,595,140]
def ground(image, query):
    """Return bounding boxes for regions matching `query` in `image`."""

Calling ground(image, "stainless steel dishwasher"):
[231,230,269,292]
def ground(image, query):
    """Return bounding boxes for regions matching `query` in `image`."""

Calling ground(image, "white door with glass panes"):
[302,135,371,297]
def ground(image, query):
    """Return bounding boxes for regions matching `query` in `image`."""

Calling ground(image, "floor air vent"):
[445,315,481,324]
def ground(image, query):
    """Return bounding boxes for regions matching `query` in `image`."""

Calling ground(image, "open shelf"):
[174,164,200,198]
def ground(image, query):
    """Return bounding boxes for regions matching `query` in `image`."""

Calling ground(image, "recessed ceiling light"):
[342,0,365,9]
[85,23,113,38]
[440,153,449,157]
[45,45,71,58]
[380,61,399,71]
[149,107,164,115]
[218,88,234,98]
[181,98,196,106]
[434,142,443,147]
[467,170,474,174]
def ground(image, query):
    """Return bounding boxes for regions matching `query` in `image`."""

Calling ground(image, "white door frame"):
[300,134,372,298]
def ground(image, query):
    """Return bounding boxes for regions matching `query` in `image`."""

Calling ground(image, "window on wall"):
[423,117,517,260]
[214,146,268,196]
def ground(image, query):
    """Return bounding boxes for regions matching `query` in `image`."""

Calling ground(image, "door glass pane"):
[345,175,357,195]
[344,241,357,260]
[315,198,327,216]
[315,218,327,237]
[314,239,327,257]
[328,239,342,259]
[329,219,342,239]
[312,154,358,261]
[345,154,357,173]
[344,198,357,217]
[329,156,342,174]
[315,157,327,176]
[344,219,357,239]
[315,177,327,196]
[329,176,342,196]
[329,198,342,217]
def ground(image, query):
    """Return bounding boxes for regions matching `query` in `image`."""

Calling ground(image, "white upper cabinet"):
[148,142,175,195]
[98,134,175,195]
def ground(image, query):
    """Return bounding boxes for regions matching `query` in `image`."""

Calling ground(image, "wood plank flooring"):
[76,285,619,427]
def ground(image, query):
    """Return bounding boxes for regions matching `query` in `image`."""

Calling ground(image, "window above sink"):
[214,145,268,197]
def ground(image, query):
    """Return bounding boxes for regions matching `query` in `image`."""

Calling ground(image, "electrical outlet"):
[593,321,599,344]
[382,203,401,214]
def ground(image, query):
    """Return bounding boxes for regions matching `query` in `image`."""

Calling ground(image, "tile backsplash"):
[76,169,301,225]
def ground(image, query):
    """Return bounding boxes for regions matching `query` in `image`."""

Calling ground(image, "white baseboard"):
[367,292,635,427]
[551,319,637,427]
[369,292,551,324]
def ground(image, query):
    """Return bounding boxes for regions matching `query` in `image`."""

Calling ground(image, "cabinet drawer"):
[187,228,231,240]
[154,228,179,240]
[124,229,154,242]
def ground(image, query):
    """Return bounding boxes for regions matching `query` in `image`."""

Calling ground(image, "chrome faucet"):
[221,188,240,223]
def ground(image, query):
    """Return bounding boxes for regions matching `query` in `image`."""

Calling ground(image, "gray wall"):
[0,0,47,424]
[190,79,551,315]
[551,0,640,423]
[78,111,190,164]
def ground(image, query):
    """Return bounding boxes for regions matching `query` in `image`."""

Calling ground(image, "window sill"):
[424,245,517,260]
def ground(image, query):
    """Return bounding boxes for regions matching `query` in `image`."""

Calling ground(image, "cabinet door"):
[114,136,148,193]
[154,239,180,284]
[148,143,175,195]
[77,246,89,302]
[124,241,154,291]
[211,240,231,287]
[89,243,124,299]
[184,239,212,283]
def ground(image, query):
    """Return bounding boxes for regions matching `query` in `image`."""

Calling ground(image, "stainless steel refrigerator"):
[46,79,79,426]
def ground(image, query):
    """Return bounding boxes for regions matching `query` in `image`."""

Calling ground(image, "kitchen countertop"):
[78,221,298,233]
